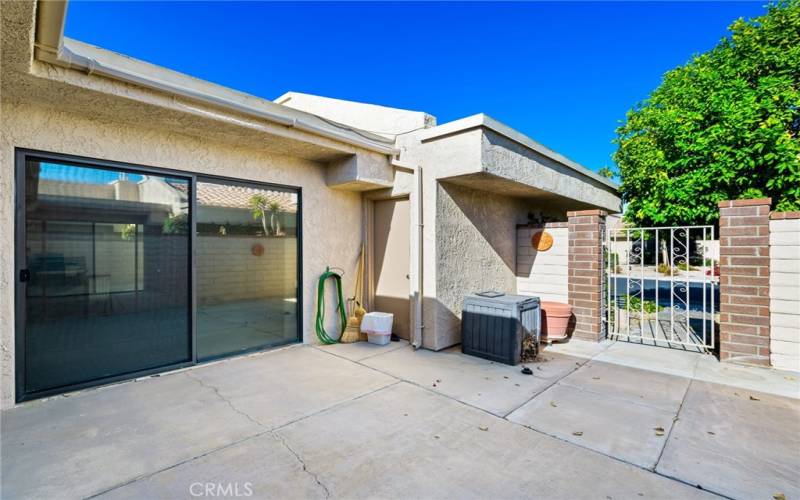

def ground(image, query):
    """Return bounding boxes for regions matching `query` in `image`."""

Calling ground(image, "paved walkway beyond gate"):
[605,225,719,353]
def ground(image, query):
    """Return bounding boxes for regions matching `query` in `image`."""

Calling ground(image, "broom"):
[340,244,367,343]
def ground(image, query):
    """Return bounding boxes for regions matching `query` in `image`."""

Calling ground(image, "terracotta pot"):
[541,301,572,342]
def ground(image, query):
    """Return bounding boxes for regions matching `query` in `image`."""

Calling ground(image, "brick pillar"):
[567,209,607,342]
[719,198,771,365]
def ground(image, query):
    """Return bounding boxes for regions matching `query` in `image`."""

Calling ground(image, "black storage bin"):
[461,292,541,365]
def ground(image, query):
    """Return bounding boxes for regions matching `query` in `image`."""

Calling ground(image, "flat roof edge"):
[275,91,432,118]
[420,114,619,191]
[44,36,397,155]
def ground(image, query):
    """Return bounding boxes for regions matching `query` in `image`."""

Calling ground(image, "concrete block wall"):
[718,199,772,365]
[516,223,568,302]
[197,236,297,305]
[769,212,800,372]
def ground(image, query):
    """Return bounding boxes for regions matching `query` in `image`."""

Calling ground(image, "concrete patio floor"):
[2,339,798,499]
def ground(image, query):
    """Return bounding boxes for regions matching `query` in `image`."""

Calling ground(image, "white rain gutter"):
[33,1,397,156]
[391,159,424,349]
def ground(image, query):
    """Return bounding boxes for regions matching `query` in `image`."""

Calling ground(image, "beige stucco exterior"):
[0,98,369,408]
[387,123,619,350]
[1,0,621,407]
[0,1,381,408]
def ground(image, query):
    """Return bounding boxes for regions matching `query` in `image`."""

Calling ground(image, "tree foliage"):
[248,194,283,236]
[614,0,800,226]
[598,166,616,179]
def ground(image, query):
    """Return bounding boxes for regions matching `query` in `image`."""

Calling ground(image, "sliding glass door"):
[19,157,192,397]
[195,177,299,360]
[16,151,302,401]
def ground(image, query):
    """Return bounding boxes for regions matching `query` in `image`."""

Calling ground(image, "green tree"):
[162,213,188,234]
[614,0,800,226]
[248,195,283,236]
[598,166,616,179]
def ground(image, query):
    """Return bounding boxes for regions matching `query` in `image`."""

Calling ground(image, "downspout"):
[391,159,424,349]
[33,1,397,156]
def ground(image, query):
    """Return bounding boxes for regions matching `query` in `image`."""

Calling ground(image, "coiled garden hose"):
[315,268,347,344]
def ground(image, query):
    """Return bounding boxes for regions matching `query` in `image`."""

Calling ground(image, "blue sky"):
[65,1,768,174]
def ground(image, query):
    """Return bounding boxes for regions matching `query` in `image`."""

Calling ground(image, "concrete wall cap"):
[567,209,608,217]
[718,198,773,208]
[770,211,800,220]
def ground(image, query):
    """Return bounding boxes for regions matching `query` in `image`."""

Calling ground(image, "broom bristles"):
[339,315,362,343]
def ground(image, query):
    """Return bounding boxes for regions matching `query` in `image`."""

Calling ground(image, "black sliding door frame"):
[194,174,302,362]
[14,149,303,402]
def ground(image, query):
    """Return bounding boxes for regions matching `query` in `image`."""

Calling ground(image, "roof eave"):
[419,113,619,191]
[33,1,398,156]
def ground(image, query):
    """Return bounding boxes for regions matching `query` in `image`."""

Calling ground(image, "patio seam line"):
[83,430,275,500]
[309,344,754,498]
[592,353,702,382]
[508,421,726,499]
[312,345,523,417]
[500,359,588,418]
[315,341,410,363]
[85,378,402,499]
[690,351,703,379]
[0,345,307,416]
[346,339,413,361]
[554,375,689,413]
[347,342,410,362]
[318,344,727,496]
[653,377,694,471]
[271,431,331,499]
[271,380,404,433]
[309,343,390,364]
[314,345,616,427]
[312,351,726,500]
[309,345,410,378]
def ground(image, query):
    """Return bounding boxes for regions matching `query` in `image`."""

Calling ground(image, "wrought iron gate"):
[604,225,719,351]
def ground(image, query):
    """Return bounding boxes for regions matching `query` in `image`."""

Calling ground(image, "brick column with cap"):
[719,198,772,365]
[567,209,607,342]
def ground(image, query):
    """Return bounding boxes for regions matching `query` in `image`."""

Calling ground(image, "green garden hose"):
[315,267,347,344]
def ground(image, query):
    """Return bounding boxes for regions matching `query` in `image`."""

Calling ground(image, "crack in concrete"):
[653,377,693,470]
[86,372,398,499]
[313,343,732,497]
[185,372,266,429]
[271,431,331,499]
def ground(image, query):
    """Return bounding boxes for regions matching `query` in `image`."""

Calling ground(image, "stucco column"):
[567,209,607,342]
[719,198,772,366]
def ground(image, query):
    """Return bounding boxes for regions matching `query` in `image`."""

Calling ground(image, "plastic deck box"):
[461,292,541,365]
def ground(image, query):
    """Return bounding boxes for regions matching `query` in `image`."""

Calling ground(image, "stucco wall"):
[482,130,620,213]
[516,225,569,303]
[0,100,363,408]
[434,182,535,348]
[769,217,800,372]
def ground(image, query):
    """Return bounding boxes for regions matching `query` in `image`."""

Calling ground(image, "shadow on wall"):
[372,200,395,288]
[373,294,411,340]
[422,295,460,351]
[515,225,569,304]
[441,181,517,271]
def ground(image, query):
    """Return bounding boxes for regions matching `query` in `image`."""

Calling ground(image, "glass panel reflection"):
[195,177,299,359]
[24,160,191,393]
